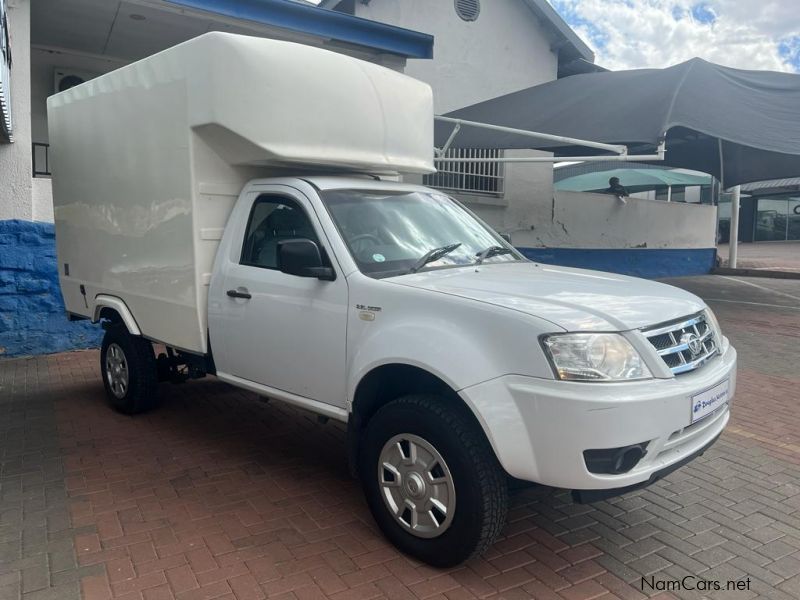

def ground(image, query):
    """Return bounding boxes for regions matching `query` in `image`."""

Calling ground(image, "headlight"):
[542,333,652,381]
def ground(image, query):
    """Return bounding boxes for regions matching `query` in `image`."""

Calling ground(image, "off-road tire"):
[100,325,159,414]
[359,394,508,567]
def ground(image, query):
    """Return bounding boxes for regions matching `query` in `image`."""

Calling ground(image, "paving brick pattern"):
[0,276,799,600]
[0,354,102,600]
[717,242,800,272]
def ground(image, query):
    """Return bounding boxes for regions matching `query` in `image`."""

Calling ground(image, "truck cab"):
[197,175,735,565]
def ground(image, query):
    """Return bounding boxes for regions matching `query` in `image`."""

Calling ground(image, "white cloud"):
[550,0,800,73]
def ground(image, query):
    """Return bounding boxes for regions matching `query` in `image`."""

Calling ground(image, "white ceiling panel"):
[30,0,333,62]
[105,2,209,60]
[31,0,121,54]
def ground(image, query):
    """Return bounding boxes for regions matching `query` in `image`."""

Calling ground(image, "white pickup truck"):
[50,33,736,566]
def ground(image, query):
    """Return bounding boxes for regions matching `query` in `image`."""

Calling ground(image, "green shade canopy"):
[555,168,712,192]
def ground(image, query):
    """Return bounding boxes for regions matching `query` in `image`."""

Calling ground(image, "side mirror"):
[277,239,336,281]
[500,233,512,244]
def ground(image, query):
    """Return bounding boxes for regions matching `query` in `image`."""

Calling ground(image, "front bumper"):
[571,431,720,503]
[459,339,736,491]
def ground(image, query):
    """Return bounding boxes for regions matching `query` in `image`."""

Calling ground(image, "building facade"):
[0,0,718,356]
[325,0,598,252]
[718,179,800,244]
[0,0,433,355]
[322,0,717,275]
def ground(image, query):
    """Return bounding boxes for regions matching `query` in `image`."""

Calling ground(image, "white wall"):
[452,149,554,246]
[355,0,558,113]
[356,0,560,244]
[527,191,718,249]
[0,2,128,222]
[0,0,32,221]
[31,176,52,221]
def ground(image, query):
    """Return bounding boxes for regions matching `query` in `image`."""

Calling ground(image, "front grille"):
[642,312,718,375]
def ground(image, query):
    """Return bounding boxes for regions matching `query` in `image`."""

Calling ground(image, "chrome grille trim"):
[645,315,703,337]
[656,327,712,356]
[642,312,719,375]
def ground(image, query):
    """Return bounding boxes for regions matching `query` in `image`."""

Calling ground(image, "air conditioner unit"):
[54,68,98,94]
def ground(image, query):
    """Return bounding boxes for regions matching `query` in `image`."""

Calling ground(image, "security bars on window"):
[425,148,505,196]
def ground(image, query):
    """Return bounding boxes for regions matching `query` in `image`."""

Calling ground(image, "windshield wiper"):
[407,243,462,274]
[474,245,514,266]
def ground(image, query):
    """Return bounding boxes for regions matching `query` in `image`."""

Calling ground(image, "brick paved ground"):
[717,242,800,272]
[1,275,799,600]
[0,351,103,600]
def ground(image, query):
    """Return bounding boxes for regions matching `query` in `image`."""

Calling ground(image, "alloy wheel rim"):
[378,433,456,538]
[105,343,129,399]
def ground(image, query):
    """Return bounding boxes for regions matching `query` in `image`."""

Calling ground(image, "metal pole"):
[436,122,461,157]
[435,152,664,164]
[666,185,672,202]
[435,116,628,155]
[729,185,740,268]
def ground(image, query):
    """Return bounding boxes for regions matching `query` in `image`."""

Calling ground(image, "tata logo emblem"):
[681,332,703,357]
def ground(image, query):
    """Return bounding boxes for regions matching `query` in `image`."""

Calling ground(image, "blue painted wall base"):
[0,220,103,357]
[517,247,717,279]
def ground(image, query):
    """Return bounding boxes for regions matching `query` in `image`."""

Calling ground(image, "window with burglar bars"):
[425,148,505,196]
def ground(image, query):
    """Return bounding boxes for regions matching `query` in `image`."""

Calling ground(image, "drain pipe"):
[729,185,740,268]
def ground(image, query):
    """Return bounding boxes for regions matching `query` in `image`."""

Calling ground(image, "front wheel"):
[359,395,508,567]
[100,325,159,414]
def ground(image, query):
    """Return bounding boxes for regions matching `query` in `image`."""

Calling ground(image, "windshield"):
[320,189,523,279]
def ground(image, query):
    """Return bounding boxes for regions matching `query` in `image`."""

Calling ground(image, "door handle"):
[226,289,252,299]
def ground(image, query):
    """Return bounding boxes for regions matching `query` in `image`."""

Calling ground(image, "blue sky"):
[548,0,800,73]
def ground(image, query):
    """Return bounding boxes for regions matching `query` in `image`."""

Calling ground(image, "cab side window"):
[241,196,319,269]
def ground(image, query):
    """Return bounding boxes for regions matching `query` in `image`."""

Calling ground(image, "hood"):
[391,262,706,332]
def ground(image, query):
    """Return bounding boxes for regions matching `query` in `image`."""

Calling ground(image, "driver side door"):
[211,187,349,407]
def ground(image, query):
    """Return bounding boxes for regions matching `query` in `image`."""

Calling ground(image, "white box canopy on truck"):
[49,32,435,354]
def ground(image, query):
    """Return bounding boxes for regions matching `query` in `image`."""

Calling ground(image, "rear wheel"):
[100,325,159,414]
[359,394,508,567]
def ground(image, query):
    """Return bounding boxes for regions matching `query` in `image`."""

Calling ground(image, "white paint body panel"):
[92,295,141,336]
[48,33,434,353]
[461,341,736,488]
[390,262,708,332]
[209,183,349,405]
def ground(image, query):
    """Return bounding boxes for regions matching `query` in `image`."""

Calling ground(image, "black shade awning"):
[435,58,800,187]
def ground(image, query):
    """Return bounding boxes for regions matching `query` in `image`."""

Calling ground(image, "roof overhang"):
[523,0,593,65]
[740,178,800,195]
[164,0,434,58]
[558,57,607,78]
